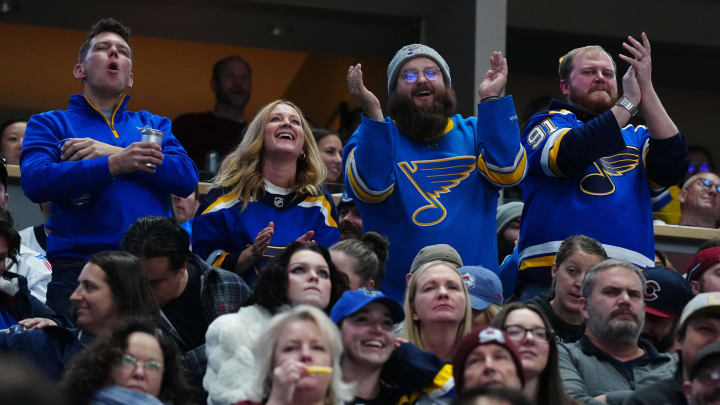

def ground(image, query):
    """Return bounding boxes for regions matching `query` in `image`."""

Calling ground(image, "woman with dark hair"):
[312,128,343,186]
[491,302,578,405]
[62,317,192,405]
[193,100,340,286]
[204,242,349,405]
[0,251,158,381]
[525,235,607,343]
[329,231,389,289]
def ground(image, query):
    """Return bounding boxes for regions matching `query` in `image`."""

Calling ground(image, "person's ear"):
[73,63,86,80]
[560,80,570,96]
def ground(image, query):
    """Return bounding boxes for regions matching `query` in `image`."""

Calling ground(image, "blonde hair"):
[254,305,354,405]
[212,99,326,209]
[474,303,502,328]
[403,260,473,351]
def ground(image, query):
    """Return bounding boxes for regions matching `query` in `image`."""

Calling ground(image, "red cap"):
[687,246,720,283]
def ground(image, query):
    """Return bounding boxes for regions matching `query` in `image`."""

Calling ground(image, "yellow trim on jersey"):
[303,195,338,228]
[423,364,454,393]
[84,94,125,138]
[519,255,556,271]
[476,148,527,185]
[346,148,394,203]
[201,193,239,215]
[212,252,229,267]
[390,118,455,140]
[547,128,569,177]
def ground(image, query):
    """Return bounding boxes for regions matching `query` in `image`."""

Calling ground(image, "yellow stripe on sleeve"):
[547,128,570,177]
[519,255,556,271]
[476,148,527,186]
[212,252,229,267]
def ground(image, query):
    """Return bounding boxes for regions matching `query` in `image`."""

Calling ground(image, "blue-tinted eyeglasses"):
[697,178,720,193]
[400,66,441,84]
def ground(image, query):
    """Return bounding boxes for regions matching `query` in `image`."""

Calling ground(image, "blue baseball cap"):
[460,265,503,310]
[330,288,404,324]
[644,266,693,318]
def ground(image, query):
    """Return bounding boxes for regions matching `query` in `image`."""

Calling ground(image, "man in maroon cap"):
[688,246,720,295]
[452,327,525,393]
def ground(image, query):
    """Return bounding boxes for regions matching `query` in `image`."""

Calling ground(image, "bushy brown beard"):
[568,87,618,115]
[388,86,457,142]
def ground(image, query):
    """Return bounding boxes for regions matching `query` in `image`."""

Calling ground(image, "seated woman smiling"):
[193,100,339,285]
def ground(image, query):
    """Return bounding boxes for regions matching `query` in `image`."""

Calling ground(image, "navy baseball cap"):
[644,266,693,318]
[330,288,404,324]
[338,190,354,208]
[460,265,503,310]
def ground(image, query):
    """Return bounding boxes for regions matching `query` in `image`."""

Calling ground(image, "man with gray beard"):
[557,259,677,405]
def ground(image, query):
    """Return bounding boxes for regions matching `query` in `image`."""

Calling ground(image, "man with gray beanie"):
[343,43,527,302]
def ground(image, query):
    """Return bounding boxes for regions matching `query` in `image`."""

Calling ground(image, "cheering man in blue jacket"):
[20,18,198,315]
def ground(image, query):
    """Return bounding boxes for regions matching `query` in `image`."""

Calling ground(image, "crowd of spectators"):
[1,14,720,405]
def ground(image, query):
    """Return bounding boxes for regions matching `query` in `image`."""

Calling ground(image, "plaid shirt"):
[158,254,251,384]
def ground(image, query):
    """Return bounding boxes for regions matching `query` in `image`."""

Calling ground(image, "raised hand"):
[107,141,163,176]
[478,51,509,99]
[252,221,275,259]
[347,63,383,121]
[266,359,306,405]
[621,66,641,107]
[618,32,653,92]
[61,138,123,161]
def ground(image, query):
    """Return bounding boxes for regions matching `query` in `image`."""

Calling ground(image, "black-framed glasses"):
[400,66,441,84]
[697,178,720,193]
[119,354,163,375]
[504,325,551,343]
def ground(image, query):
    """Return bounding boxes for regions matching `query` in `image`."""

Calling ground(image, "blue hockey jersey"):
[517,100,687,290]
[343,96,527,302]
[193,185,339,284]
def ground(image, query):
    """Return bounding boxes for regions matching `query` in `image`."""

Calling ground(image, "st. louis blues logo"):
[398,156,476,226]
[580,146,640,196]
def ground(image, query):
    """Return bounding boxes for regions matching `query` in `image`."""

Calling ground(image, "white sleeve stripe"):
[347,148,394,197]
[540,128,568,177]
[483,146,525,173]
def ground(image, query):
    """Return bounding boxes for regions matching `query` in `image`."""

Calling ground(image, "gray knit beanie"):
[387,44,451,94]
[496,201,524,234]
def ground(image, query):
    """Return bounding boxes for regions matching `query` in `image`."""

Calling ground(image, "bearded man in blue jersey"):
[516,33,688,299]
[343,44,527,302]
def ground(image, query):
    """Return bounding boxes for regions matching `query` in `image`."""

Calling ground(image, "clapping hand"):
[347,64,384,121]
[478,51,509,99]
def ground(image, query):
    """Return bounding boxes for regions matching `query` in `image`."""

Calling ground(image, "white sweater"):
[203,304,272,405]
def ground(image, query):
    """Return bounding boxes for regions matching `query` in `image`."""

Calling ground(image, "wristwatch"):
[615,96,639,117]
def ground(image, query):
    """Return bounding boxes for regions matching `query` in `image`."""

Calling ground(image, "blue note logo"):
[398,156,476,226]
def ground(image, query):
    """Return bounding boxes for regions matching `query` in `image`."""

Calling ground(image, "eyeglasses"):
[697,367,720,385]
[503,325,551,343]
[696,178,720,193]
[400,66,441,84]
[119,354,163,375]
